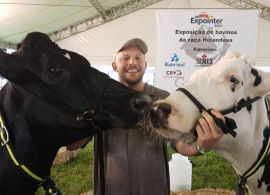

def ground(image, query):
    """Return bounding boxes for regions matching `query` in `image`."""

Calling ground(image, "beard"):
[122,74,144,86]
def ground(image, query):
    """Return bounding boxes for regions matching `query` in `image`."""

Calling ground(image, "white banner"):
[155,9,259,92]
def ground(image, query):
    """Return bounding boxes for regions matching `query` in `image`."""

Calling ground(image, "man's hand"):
[196,110,224,151]
[174,110,224,156]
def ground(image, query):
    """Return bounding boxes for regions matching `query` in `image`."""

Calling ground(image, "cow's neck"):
[215,99,270,195]
[0,85,60,178]
[3,114,58,178]
[0,83,91,183]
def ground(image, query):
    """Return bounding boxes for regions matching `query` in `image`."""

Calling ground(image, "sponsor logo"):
[171,53,179,62]
[165,53,185,67]
[166,70,182,76]
[191,12,223,27]
[196,53,213,66]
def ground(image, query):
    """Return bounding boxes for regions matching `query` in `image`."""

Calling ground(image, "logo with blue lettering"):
[171,53,179,62]
[165,53,185,67]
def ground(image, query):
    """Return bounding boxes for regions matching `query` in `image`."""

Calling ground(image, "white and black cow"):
[150,52,270,195]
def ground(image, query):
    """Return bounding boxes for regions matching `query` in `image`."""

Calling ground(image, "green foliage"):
[36,143,238,194]
[189,152,238,190]
[167,143,238,191]
[35,143,94,195]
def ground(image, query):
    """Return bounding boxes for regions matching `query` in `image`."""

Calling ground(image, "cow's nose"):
[131,94,151,112]
[153,103,171,120]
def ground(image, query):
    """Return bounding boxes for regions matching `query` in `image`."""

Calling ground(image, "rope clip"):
[0,125,9,146]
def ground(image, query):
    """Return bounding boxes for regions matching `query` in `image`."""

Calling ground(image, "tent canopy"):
[0,0,156,45]
[0,0,269,67]
[0,0,269,45]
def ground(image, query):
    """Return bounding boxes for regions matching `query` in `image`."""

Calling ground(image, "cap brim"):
[117,38,148,54]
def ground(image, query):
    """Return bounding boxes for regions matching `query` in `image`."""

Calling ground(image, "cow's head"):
[0,32,150,143]
[150,51,270,144]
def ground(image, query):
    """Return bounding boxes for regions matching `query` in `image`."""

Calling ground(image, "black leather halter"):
[12,74,110,126]
[176,88,261,137]
[177,88,206,113]
[177,88,261,115]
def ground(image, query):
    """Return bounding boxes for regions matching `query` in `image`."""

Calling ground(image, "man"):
[94,38,224,195]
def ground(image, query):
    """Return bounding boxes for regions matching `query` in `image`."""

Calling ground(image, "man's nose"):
[128,57,138,64]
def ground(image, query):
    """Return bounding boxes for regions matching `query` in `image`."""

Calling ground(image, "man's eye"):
[121,57,129,61]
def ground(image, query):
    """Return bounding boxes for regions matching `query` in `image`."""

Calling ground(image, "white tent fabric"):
[57,0,270,67]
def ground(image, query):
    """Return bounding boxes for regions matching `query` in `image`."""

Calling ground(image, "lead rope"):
[236,96,270,195]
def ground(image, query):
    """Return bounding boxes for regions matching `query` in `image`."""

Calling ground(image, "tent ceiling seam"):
[216,0,270,20]
[88,0,107,20]
[48,0,162,42]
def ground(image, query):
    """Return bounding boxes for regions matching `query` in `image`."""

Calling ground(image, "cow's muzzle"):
[131,94,152,114]
[150,103,171,128]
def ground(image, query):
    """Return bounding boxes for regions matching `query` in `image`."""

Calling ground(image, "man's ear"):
[145,61,148,70]
[112,62,118,72]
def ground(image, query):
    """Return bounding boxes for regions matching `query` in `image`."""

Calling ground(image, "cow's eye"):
[228,76,239,84]
[49,66,63,75]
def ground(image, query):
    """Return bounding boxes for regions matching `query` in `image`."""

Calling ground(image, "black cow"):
[0,32,150,195]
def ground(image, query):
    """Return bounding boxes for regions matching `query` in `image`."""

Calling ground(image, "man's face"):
[113,45,147,86]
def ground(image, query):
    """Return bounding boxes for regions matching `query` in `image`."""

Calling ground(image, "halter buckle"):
[76,109,95,121]
[236,177,247,195]
[0,125,9,146]
[83,109,95,121]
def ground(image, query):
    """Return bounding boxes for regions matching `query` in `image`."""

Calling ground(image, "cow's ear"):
[67,51,91,67]
[235,52,270,97]
[252,68,270,96]
[0,50,26,83]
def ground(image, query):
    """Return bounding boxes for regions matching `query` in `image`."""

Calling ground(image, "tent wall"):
[58,0,270,67]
